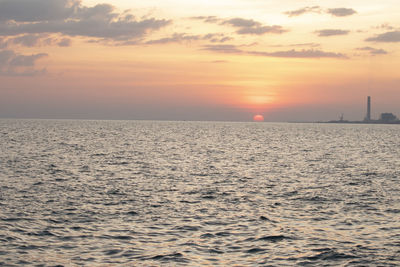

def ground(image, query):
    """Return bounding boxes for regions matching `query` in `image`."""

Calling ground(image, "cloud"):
[202,44,346,58]
[284,6,356,17]
[0,0,78,22]
[327,8,357,17]
[190,16,220,23]
[222,18,259,28]
[0,49,47,76]
[57,38,72,47]
[0,0,171,43]
[373,23,396,31]
[192,16,287,35]
[236,25,286,35]
[252,42,321,48]
[0,34,73,48]
[315,29,350,37]
[211,60,228,63]
[10,34,46,47]
[365,31,400,42]
[356,47,388,55]
[0,37,7,49]
[145,33,232,45]
[223,18,287,35]
[289,43,321,48]
[284,6,321,17]
[202,44,243,54]
[249,49,346,58]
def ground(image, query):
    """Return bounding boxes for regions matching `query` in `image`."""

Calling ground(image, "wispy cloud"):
[190,16,220,23]
[284,6,321,17]
[0,49,47,76]
[1,34,72,48]
[211,60,228,63]
[315,29,350,37]
[202,44,346,59]
[145,33,232,45]
[192,16,288,35]
[373,23,397,31]
[202,44,243,54]
[366,31,400,42]
[269,43,321,48]
[284,6,356,17]
[289,43,321,48]
[356,47,388,55]
[327,8,357,17]
[248,49,346,59]
[58,38,72,47]
[0,37,7,49]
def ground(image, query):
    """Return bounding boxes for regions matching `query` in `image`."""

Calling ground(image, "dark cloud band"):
[0,0,171,42]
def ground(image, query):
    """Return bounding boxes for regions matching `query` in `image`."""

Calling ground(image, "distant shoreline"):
[317,120,400,125]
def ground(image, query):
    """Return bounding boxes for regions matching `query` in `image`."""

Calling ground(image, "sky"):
[0,0,399,122]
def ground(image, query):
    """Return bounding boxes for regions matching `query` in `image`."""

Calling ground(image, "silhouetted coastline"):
[321,119,400,125]
[319,96,400,125]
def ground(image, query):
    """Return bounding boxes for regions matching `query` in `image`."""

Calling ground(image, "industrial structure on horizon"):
[365,96,371,122]
[327,96,400,124]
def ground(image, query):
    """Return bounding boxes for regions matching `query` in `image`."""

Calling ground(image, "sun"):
[253,114,264,122]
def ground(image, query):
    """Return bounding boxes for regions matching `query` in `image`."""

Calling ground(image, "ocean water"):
[1,119,400,266]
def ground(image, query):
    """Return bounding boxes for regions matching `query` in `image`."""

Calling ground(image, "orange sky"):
[0,0,399,121]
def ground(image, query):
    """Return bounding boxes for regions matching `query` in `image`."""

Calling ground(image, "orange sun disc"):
[253,114,264,122]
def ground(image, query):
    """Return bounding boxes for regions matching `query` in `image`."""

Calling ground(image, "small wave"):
[179,200,200,204]
[190,173,209,177]
[30,230,56,237]
[149,252,189,263]
[174,225,201,232]
[208,248,224,254]
[362,172,378,176]
[257,235,291,242]
[126,211,138,216]
[298,195,328,202]
[91,153,107,157]
[106,188,126,195]
[246,247,266,253]
[18,244,46,250]
[259,216,278,223]
[111,235,132,240]
[0,236,16,242]
[101,235,132,241]
[201,195,216,199]
[200,233,214,238]
[2,217,24,222]
[215,231,230,237]
[104,249,123,256]
[386,208,400,214]
[302,248,358,261]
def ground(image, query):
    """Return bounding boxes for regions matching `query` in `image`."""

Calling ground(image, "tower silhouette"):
[365,96,371,121]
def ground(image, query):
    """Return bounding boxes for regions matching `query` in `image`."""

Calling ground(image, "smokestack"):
[366,96,371,121]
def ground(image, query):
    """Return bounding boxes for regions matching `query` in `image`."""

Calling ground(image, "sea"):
[1,119,400,266]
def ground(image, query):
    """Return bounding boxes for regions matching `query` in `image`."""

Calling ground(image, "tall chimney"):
[366,96,371,121]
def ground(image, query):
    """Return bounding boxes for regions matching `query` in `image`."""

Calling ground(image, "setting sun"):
[253,114,264,122]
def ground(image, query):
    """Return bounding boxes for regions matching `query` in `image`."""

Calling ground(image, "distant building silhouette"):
[379,113,398,122]
[364,96,371,121]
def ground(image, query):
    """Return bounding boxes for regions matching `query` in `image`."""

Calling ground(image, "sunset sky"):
[0,0,399,121]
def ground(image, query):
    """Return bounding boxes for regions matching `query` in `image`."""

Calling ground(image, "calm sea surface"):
[1,119,400,266]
